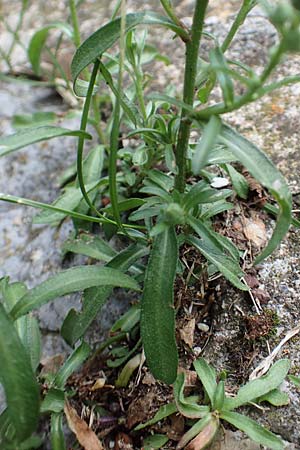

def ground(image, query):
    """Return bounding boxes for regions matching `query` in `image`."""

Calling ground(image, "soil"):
[0,1,300,449]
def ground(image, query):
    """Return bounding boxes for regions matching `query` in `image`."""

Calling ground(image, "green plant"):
[136,358,290,449]
[0,0,300,447]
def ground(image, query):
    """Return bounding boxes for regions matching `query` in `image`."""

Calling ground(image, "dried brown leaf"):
[64,400,104,450]
[242,216,267,248]
[179,318,196,348]
[183,417,219,450]
[40,354,65,376]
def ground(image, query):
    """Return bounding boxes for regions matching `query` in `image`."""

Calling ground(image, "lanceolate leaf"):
[71,12,189,95]
[257,388,290,406]
[141,226,178,384]
[192,115,222,174]
[0,279,41,371]
[218,123,292,263]
[224,359,290,410]
[173,372,210,419]
[0,304,40,442]
[0,126,92,157]
[28,23,74,75]
[54,342,91,388]
[98,60,140,125]
[210,47,234,107]
[186,217,247,290]
[220,411,284,450]
[10,266,140,320]
[62,233,116,262]
[134,403,177,431]
[61,244,147,346]
[50,413,66,450]
[193,358,217,405]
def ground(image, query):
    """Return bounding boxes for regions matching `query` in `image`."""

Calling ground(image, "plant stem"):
[109,0,126,229]
[192,41,285,120]
[221,0,257,52]
[69,0,81,47]
[174,0,209,192]
[160,0,189,38]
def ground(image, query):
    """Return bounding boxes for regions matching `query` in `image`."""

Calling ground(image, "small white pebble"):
[211,177,230,188]
[193,346,202,356]
[197,322,209,332]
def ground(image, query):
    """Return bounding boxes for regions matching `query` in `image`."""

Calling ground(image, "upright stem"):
[69,0,81,47]
[174,0,209,192]
[221,0,257,53]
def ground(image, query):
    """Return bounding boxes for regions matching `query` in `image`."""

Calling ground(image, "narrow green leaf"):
[141,226,178,384]
[0,304,40,442]
[149,93,195,112]
[200,200,234,221]
[0,126,92,157]
[143,434,169,449]
[134,403,177,431]
[71,12,189,95]
[224,163,249,199]
[115,353,142,387]
[187,217,247,290]
[33,186,84,225]
[184,180,232,210]
[62,233,116,262]
[219,123,292,263]
[12,112,57,129]
[28,23,74,75]
[220,411,284,450]
[10,265,140,320]
[289,374,300,388]
[98,60,140,125]
[213,381,225,410]
[61,244,146,346]
[264,203,300,228]
[50,413,66,450]
[40,388,65,414]
[54,342,91,388]
[210,47,234,106]
[103,198,146,215]
[177,414,214,449]
[173,372,210,419]
[192,115,222,174]
[147,169,174,191]
[111,304,141,333]
[225,359,290,410]
[257,388,290,406]
[193,358,217,405]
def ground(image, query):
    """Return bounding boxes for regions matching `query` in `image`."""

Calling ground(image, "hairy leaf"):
[61,244,146,346]
[0,126,91,157]
[10,266,140,320]
[71,12,189,95]
[220,411,284,450]
[28,23,74,75]
[62,233,116,262]
[193,358,217,405]
[54,342,91,388]
[225,359,290,410]
[173,372,210,419]
[192,115,222,174]
[50,413,66,450]
[219,123,292,263]
[0,304,40,442]
[134,403,177,431]
[141,226,178,384]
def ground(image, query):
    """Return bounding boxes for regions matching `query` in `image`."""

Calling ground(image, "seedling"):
[136,358,290,450]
